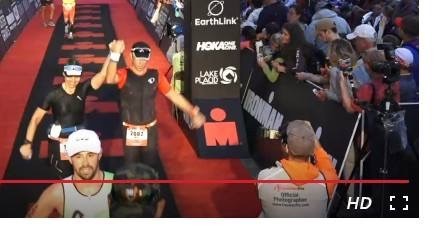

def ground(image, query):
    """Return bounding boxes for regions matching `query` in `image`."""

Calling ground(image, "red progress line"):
[0,179,409,184]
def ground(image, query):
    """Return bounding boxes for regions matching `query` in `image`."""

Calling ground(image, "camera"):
[371,43,401,84]
[338,58,355,88]
[166,22,183,39]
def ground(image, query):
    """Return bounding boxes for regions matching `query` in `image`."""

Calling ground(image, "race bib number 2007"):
[126,126,148,146]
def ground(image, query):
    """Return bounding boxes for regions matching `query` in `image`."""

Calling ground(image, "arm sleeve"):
[305,73,327,84]
[40,91,54,111]
[261,63,280,83]
[158,72,171,94]
[314,144,338,199]
[326,68,341,102]
[255,10,266,33]
[78,79,93,98]
[356,84,373,103]
[117,68,128,89]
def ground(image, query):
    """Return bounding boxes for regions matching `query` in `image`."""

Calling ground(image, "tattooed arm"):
[26,184,64,218]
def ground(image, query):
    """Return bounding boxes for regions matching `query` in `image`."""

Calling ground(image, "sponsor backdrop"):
[186,0,240,99]
[0,0,38,60]
[182,0,249,158]
[191,98,249,158]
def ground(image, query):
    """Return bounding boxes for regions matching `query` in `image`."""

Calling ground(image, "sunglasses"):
[131,47,151,60]
[63,64,83,76]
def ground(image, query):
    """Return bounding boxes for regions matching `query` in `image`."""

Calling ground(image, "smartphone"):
[255,40,263,59]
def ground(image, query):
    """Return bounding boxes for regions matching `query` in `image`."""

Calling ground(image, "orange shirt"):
[280,144,338,199]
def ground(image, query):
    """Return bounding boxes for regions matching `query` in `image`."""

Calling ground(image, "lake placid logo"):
[195,66,238,85]
[219,66,237,84]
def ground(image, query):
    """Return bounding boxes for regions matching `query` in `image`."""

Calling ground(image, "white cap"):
[395,48,413,67]
[65,129,101,157]
[346,24,376,40]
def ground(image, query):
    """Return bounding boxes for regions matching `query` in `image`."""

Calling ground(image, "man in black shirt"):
[19,52,111,178]
[105,40,205,168]
[255,0,288,34]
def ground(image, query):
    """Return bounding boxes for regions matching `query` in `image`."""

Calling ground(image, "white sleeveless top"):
[62,171,113,218]
[257,162,329,218]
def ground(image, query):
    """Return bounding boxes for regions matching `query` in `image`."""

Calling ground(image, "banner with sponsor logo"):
[0,6,8,60]
[0,0,37,60]
[186,98,249,158]
[179,0,248,158]
[185,0,241,99]
[23,0,39,21]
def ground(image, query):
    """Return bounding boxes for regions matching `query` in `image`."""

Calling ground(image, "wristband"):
[24,139,32,145]
[110,52,121,62]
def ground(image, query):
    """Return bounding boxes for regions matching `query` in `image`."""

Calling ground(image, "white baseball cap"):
[65,129,102,157]
[346,24,376,40]
[395,48,414,67]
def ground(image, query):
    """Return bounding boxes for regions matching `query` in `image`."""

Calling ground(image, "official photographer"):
[257,120,338,218]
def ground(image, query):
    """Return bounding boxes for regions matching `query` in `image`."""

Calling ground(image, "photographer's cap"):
[286,120,316,157]
[346,24,376,40]
[66,129,102,157]
[395,48,413,67]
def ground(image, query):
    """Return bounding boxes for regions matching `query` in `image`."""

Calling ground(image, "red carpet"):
[0,0,261,217]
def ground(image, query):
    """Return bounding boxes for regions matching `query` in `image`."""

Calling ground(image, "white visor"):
[64,65,83,76]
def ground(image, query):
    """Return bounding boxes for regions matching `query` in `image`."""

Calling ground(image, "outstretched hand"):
[190,106,206,129]
[109,40,125,53]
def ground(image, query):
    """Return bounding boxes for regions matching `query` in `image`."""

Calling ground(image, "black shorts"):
[41,0,54,6]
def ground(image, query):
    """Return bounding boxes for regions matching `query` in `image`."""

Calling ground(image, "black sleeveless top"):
[120,69,159,125]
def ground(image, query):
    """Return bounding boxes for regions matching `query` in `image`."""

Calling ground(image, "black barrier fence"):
[241,47,419,179]
[0,0,40,60]
[240,48,359,172]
